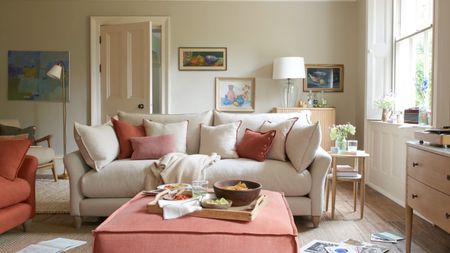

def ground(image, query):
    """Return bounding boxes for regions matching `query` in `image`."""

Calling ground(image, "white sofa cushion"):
[143,119,188,153]
[259,118,297,161]
[207,158,311,196]
[286,122,322,172]
[81,159,156,198]
[214,110,311,143]
[74,122,119,171]
[118,110,213,154]
[199,121,241,159]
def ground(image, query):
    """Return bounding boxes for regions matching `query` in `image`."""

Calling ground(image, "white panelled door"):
[100,22,152,121]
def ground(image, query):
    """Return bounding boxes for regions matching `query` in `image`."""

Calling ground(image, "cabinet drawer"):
[407,177,450,233]
[407,147,450,195]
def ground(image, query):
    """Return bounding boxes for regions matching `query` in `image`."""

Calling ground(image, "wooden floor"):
[296,182,450,253]
[1,182,449,252]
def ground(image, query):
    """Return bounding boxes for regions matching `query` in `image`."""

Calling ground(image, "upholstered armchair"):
[0,120,57,182]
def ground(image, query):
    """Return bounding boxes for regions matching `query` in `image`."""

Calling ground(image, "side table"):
[326,151,370,219]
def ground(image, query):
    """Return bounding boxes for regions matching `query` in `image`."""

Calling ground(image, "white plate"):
[157,183,192,190]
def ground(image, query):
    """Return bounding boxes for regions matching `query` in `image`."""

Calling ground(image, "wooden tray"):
[147,194,268,221]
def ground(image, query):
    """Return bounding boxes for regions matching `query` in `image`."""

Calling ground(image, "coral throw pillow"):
[130,135,176,160]
[112,118,146,159]
[237,129,276,162]
[0,139,32,180]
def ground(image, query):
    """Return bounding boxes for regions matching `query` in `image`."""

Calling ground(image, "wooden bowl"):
[213,180,262,207]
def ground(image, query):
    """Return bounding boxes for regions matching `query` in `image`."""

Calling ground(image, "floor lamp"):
[47,62,69,180]
[272,57,305,107]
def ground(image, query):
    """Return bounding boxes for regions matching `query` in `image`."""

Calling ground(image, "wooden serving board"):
[146,194,268,221]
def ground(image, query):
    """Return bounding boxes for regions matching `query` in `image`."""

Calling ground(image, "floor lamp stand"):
[58,64,69,180]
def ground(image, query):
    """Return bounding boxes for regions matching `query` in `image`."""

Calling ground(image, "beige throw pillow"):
[74,122,119,171]
[199,121,241,159]
[143,119,188,153]
[259,118,298,161]
[286,122,321,172]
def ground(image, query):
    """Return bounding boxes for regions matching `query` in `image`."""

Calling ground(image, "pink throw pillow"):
[236,128,276,162]
[130,135,176,160]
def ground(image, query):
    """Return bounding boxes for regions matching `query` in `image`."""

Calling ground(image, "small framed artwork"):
[303,64,344,92]
[179,47,227,71]
[216,77,255,112]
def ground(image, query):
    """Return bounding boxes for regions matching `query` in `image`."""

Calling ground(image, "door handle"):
[411,194,418,199]
[138,104,144,109]
[446,213,450,219]
[412,162,419,167]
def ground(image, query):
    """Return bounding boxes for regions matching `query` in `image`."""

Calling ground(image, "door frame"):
[90,16,170,125]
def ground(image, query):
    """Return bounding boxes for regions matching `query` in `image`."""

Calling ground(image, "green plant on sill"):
[330,123,356,141]
[374,95,395,110]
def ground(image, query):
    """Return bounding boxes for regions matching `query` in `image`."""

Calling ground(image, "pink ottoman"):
[93,190,299,253]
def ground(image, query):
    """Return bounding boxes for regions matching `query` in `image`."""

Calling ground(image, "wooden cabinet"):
[405,142,450,253]
[272,107,336,151]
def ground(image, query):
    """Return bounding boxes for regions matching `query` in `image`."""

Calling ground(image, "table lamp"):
[272,57,305,107]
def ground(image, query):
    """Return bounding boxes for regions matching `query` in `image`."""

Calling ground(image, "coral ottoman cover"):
[93,190,299,253]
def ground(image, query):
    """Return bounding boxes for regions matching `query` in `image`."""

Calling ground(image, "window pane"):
[398,0,433,38]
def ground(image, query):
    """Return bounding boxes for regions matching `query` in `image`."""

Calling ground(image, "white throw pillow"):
[199,121,241,159]
[143,119,188,153]
[74,122,119,171]
[286,122,321,172]
[259,118,298,161]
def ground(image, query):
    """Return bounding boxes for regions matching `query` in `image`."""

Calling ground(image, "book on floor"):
[372,232,404,241]
[16,238,86,253]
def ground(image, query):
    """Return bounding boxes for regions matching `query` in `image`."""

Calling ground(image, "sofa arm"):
[308,147,331,216]
[64,151,91,216]
[17,155,38,216]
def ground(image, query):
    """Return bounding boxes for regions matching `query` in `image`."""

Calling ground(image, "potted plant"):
[375,95,395,122]
[330,123,356,153]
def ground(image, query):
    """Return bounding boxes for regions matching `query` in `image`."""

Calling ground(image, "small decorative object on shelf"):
[375,95,395,122]
[330,123,356,153]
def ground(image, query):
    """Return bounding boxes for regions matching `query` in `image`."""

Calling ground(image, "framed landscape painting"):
[216,77,255,112]
[179,47,227,71]
[8,50,69,101]
[303,64,344,92]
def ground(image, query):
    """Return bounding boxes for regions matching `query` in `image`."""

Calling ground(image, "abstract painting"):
[216,77,255,112]
[179,47,227,71]
[8,51,69,101]
[303,64,344,92]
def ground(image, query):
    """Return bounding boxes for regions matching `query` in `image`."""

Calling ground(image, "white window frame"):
[89,16,170,125]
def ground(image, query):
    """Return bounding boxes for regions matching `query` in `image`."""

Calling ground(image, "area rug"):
[35,176,70,214]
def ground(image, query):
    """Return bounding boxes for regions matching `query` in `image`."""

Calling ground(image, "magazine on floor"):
[16,238,86,253]
[301,240,340,253]
[301,238,390,253]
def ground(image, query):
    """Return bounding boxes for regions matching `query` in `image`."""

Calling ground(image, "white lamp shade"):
[47,64,63,80]
[272,57,305,80]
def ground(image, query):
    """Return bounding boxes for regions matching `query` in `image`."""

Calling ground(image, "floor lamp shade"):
[47,64,63,80]
[272,57,306,107]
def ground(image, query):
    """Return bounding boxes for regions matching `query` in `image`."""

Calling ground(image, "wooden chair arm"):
[34,134,53,148]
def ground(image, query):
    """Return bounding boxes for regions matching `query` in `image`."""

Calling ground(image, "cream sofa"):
[65,110,331,228]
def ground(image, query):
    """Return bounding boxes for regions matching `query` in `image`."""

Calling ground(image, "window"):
[393,0,433,123]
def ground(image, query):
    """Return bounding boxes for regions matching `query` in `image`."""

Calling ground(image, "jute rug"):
[35,175,70,214]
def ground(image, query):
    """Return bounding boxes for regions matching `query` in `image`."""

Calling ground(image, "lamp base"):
[57,169,69,180]
[283,81,296,107]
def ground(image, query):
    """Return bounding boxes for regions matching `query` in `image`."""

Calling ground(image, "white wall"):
[0,0,361,155]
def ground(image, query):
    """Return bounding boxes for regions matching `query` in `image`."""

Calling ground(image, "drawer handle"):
[411,194,418,199]
[447,175,450,181]
[412,162,419,167]
[446,213,450,219]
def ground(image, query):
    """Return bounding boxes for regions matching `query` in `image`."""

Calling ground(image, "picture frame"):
[215,77,255,112]
[303,64,344,92]
[179,47,227,71]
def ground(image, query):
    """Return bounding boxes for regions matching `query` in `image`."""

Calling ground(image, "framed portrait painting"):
[303,64,344,92]
[216,77,255,112]
[179,47,227,71]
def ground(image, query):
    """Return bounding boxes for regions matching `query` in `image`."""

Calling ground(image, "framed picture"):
[215,77,255,112]
[179,47,227,71]
[8,50,70,101]
[303,64,344,92]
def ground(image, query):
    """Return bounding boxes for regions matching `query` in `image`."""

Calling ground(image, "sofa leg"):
[22,220,32,232]
[74,216,82,229]
[312,215,321,228]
